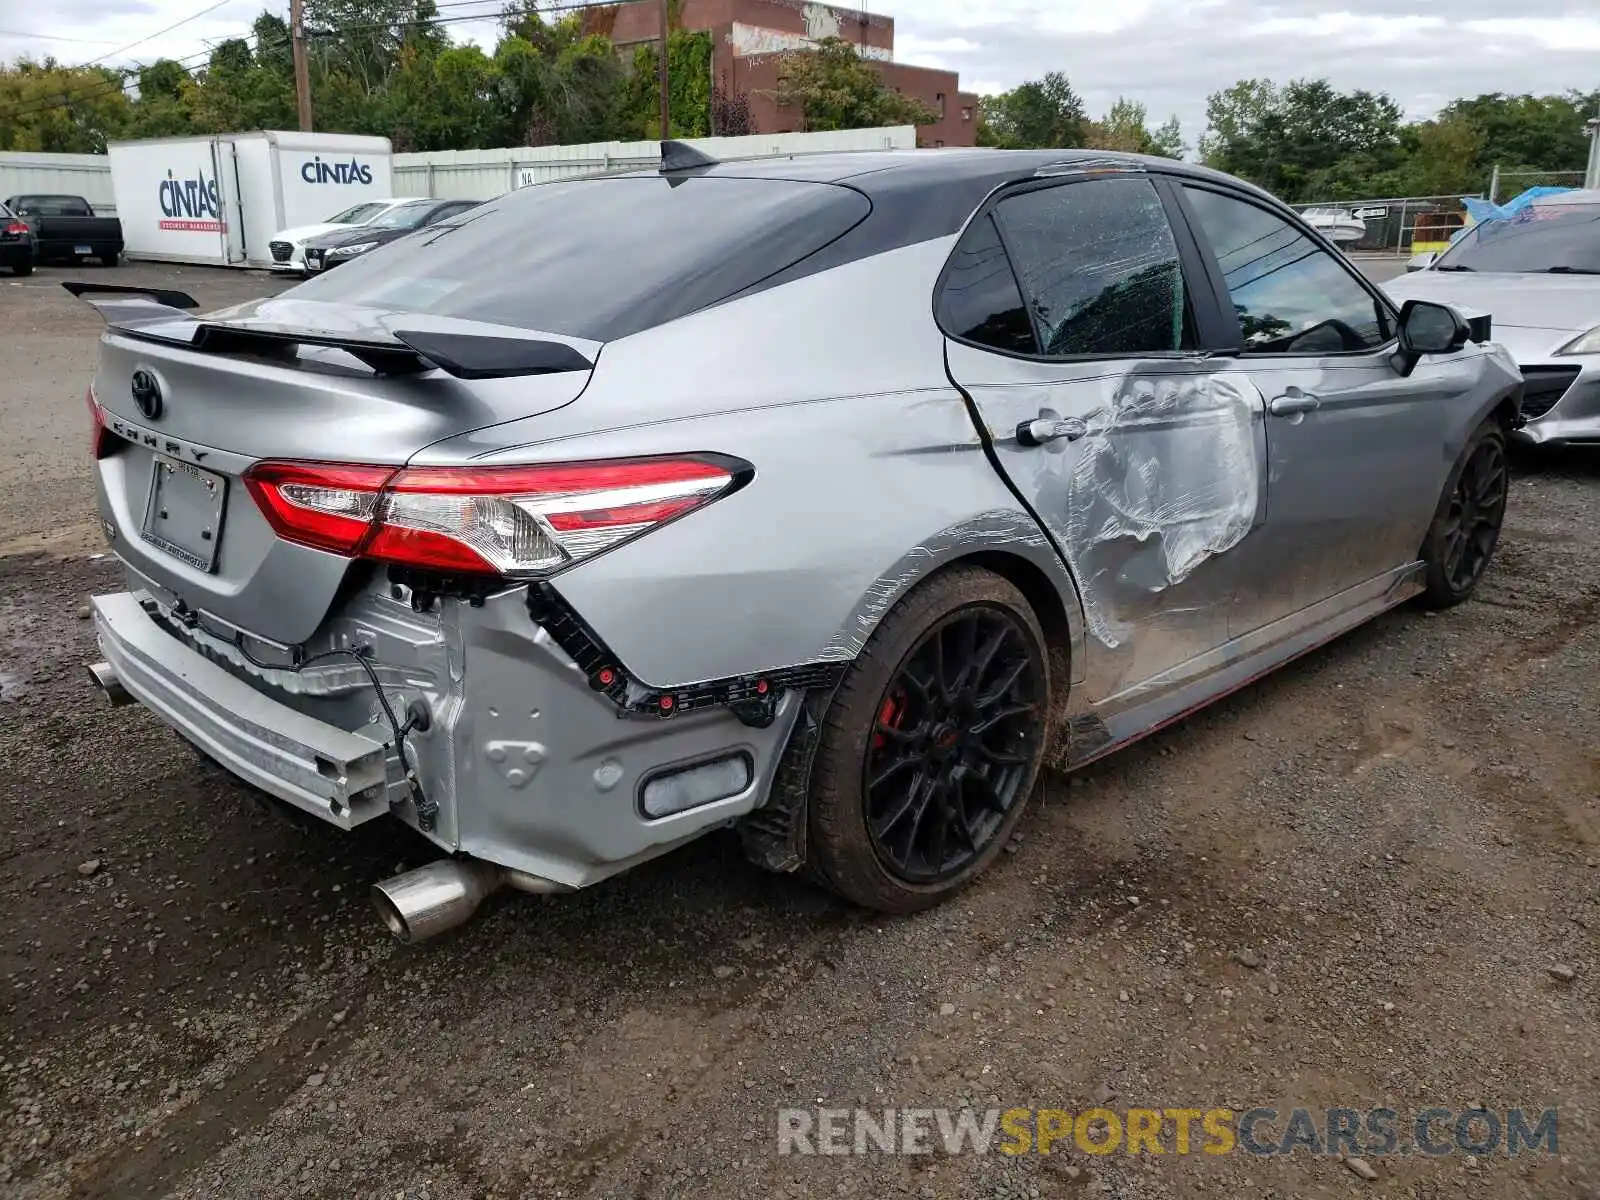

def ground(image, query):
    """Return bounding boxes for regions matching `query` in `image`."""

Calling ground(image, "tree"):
[1437,90,1600,181]
[1080,97,1183,157]
[188,22,296,134]
[1392,113,1484,197]
[119,60,200,139]
[980,71,1086,148]
[767,36,936,134]
[711,72,755,136]
[1199,77,1403,201]
[495,13,626,146]
[622,29,713,138]
[1148,115,1185,159]
[0,58,133,152]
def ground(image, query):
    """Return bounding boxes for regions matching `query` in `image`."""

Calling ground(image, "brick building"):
[591,0,980,147]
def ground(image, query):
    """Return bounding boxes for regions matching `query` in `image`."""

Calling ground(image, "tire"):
[1419,418,1508,609]
[101,251,120,267]
[806,566,1051,913]
[11,260,31,277]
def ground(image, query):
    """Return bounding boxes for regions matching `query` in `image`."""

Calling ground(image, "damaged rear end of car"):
[75,166,881,939]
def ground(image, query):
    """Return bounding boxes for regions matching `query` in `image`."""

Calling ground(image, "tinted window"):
[1434,202,1600,273]
[368,201,436,229]
[294,176,871,341]
[328,201,386,224]
[992,177,1187,356]
[1183,187,1391,353]
[937,214,1036,354]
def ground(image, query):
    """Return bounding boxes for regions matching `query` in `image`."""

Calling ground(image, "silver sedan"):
[73,146,1520,940]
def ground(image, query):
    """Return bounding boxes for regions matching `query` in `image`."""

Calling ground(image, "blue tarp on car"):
[1453,186,1577,242]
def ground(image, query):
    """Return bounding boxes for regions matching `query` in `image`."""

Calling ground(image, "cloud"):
[887,0,1600,144]
[2,0,1596,154]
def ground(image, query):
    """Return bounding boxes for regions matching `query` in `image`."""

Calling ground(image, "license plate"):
[74,244,92,255]
[141,456,227,573]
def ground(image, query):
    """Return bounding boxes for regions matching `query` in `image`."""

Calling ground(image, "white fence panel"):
[4,127,920,214]
[394,125,918,201]
[0,153,117,213]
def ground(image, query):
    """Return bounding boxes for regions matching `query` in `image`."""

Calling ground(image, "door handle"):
[1016,413,1087,447]
[1268,392,1321,416]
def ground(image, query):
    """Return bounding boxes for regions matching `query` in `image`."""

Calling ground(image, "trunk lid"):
[91,294,599,645]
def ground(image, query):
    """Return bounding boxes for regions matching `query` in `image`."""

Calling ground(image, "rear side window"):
[992,177,1188,356]
[936,214,1037,354]
[293,176,871,341]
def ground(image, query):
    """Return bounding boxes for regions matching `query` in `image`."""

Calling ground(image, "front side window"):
[1183,186,1391,354]
[1433,201,1600,274]
[991,176,1188,356]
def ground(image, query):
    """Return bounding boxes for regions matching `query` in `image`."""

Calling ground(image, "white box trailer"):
[108,131,394,269]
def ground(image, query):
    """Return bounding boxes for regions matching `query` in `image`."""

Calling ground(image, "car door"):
[940,171,1271,704]
[1173,183,1480,639]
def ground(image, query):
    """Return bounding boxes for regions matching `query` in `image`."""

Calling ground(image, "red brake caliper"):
[872,692,905,752]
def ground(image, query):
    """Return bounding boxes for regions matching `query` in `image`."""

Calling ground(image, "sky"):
[2,0,1598,149]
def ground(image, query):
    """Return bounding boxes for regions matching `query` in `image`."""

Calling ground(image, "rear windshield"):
[12,195,93,216]
[1435,202,1600,273]
[290,175,872,341]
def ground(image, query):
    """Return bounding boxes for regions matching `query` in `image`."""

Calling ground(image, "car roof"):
[638,147,1270,203]
[1531,188,1600,206]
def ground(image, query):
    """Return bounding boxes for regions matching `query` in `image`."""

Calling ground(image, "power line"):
[0,30,129,45]
[77,0,240,69]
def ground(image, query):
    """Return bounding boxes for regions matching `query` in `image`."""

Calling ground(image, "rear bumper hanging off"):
[90,591,392,828]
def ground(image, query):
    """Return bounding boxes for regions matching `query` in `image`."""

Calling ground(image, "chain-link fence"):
[1488,168,1587,202]
[1289,195,1481,254]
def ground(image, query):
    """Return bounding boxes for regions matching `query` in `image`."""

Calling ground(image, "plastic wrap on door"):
[1063,371,1262,647]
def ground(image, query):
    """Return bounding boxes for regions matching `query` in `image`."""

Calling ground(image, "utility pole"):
[291,0,313,132]
[1584,100,1600,191]
[657,0,670,138]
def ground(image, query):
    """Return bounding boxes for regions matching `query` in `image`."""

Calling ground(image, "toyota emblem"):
[131,369,163,421]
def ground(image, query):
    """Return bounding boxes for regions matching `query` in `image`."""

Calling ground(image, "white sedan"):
[1387,189,1600,446]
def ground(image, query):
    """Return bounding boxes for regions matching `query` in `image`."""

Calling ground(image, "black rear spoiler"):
[61,280,200,310]
[62,282,593,379]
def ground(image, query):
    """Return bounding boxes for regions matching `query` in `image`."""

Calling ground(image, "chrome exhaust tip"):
[371,861,568,941]
[86,661,132,707]
[370,860,505,943]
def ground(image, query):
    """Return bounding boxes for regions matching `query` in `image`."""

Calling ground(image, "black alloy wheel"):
[1440,434,1508,593]
[1422,420,1509,608]
[863,604,1043,884]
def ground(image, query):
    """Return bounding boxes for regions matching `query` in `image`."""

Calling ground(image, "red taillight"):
[87,387,110,459]
[242,456,740,575]
[243,461,397,555]
[5,222,29,236]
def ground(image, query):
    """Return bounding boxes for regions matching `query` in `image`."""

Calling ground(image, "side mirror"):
[1394,299,1472,376]
[1406,250,1438,273]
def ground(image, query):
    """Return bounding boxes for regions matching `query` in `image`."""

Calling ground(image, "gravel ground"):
[2,260,1597,1200]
